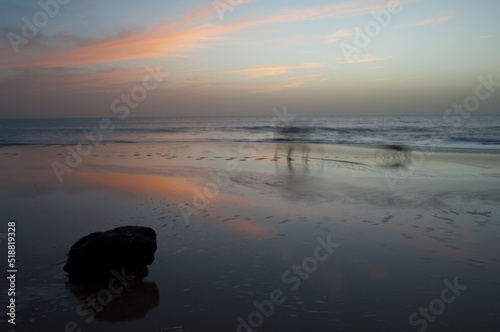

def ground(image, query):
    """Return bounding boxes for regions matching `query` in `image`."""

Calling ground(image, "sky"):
[0,0,499,118]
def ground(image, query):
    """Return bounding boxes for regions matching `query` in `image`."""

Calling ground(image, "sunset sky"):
[1,0,499,118]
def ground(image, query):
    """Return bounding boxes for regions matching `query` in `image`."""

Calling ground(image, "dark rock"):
[64,226,157,281]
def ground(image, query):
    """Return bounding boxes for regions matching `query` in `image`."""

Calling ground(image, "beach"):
[1,142,500,331]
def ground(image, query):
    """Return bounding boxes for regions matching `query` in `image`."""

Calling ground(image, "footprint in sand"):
[382,215,393,223]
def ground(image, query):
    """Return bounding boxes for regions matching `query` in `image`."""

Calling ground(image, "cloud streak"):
[254,0,418,26]
[327,29,357,43]
[252,74,325,92]
[229,63,325,78]
[408,11,456,26]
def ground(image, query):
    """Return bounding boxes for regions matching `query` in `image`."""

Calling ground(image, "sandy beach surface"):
[1,142,500,331]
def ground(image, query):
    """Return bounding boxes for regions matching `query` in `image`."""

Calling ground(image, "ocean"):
[1,115,499,150]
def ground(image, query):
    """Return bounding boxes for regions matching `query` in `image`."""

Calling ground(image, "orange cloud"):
[6,23,241,68]
[182,77,212,84]
[230,63,324,78]
[409,11,456,26]
[327,29,356,43]
[2,0,422,69]
[256,0,403,25]
[2,2,254,69]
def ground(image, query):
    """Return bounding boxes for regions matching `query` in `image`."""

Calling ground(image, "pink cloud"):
[4,23,241,68]
[229,63,325,78]
[327,29,356,43]
[255,0,418,25]
[409,11,456,26]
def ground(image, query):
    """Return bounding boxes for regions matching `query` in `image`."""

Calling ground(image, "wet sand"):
[1,143,500,331]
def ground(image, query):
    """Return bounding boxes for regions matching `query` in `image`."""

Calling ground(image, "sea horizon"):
[2,114,500,151]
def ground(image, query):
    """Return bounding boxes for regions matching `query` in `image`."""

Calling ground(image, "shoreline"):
[2,141,500,154]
